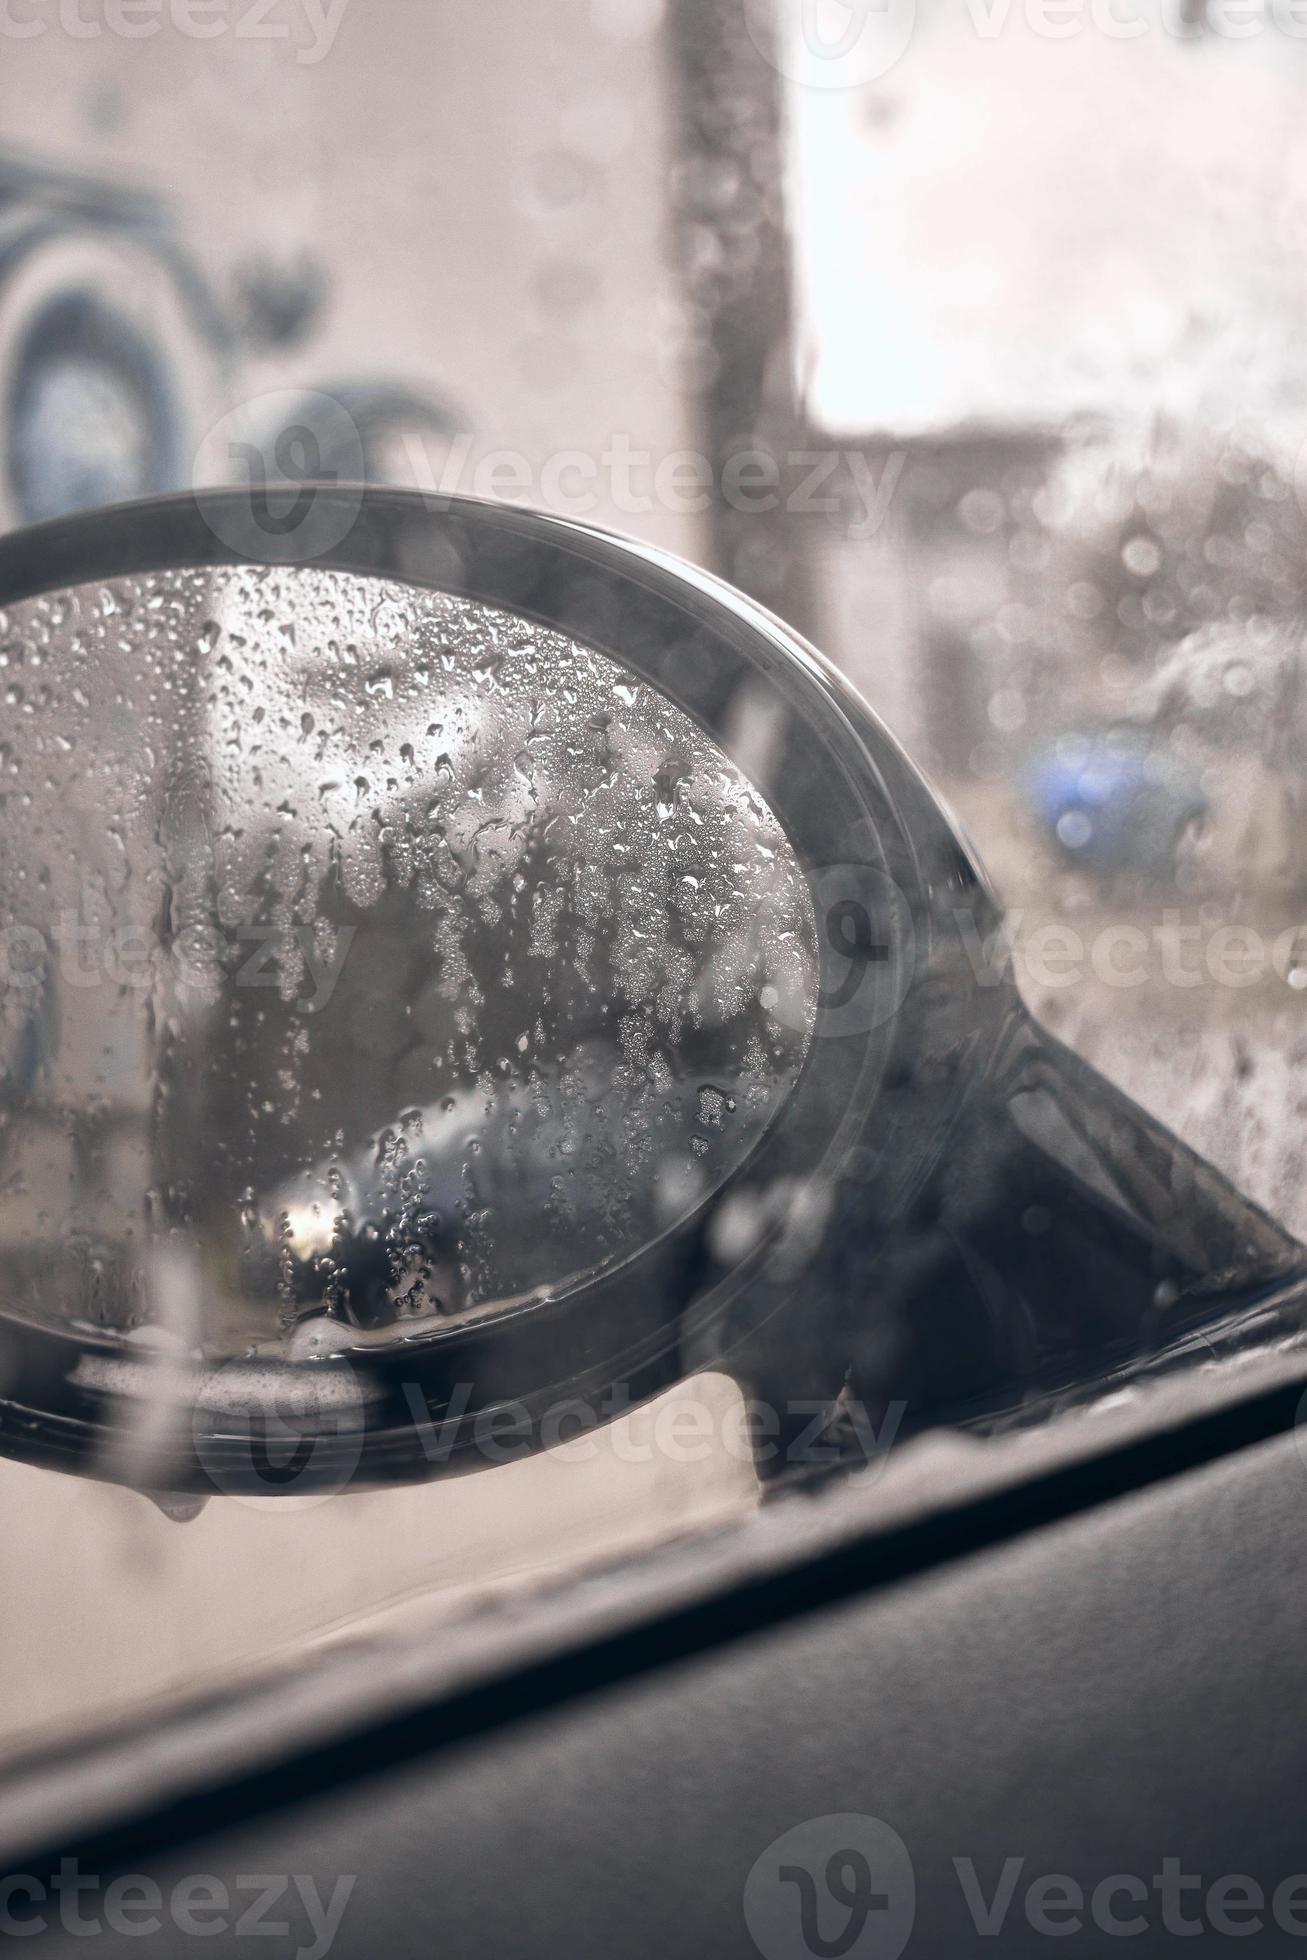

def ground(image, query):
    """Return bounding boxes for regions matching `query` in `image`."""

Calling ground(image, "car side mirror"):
[0,489,1297,1496]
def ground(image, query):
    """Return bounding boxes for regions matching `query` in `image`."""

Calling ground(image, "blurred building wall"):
[0,0,705,555]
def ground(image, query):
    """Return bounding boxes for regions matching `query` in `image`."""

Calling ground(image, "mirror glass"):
[0,567,819,1362]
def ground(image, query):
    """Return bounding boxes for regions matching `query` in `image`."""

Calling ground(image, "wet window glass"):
[2,0,1307,1774]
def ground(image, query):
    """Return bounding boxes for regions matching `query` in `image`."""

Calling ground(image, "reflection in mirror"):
[0,569,818,1362]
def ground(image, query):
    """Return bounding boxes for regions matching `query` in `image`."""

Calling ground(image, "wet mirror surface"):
[0,567,818,1361]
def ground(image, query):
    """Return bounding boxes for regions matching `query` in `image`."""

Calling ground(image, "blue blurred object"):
[1026,732,1208,878]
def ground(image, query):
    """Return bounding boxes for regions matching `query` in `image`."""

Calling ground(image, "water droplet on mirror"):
[0,564,820,1361]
